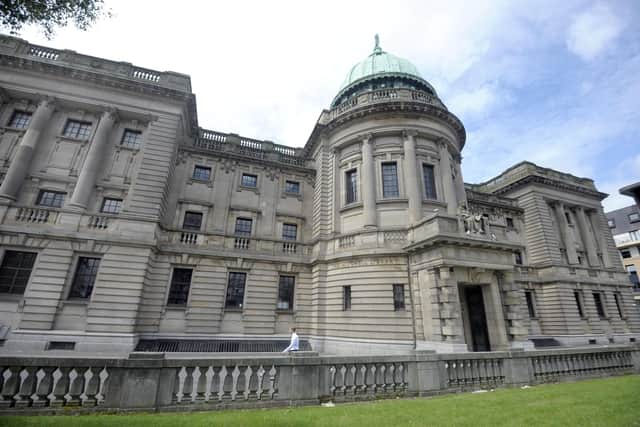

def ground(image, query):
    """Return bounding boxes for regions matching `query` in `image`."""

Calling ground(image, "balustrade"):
[443,357,504,389]
[87,216,109,229]
[328,362,407,398]
[15,208,55,224]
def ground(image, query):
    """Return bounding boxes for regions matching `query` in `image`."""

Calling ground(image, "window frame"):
[62,119,92,140]
[343,285,352,311]
[120,129,143,149]
[67,256,101,300]
[234,217,253,236]
[182,211,203,231]
[628,212,640,223]
[277,275,295,311]
[8,110,32,129]
[345,169,358,205]
[422,163,437,200]
[613,292,625,318]
[381,161,400,198]
[241,173,258,188]
[192,165,212,181]
[282,223,298,241]
[166,267,193,307]
[524,290,537,318]
[393,284,405,311]
[574,290,586,318]
[100,197,123,214]
[37,190,66,208]
[0,250,37,295]
[225,271,247,310]
[284,180,300,195]
[592,292,606,319]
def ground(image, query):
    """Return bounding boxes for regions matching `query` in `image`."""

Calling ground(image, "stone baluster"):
[0,98,55,201]
[402,130,422,223]
[553,201,579,264]
[68,109,117,209]
[438,139,457,215]
[361,134,377,228]
[575,207,600,266]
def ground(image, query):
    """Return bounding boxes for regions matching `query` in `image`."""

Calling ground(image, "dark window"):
[346,169,358,204]
[241,174,258,188]
[182,212,203,231]
[607,219,615,228]
[120,129,142,149]
[629,212,640,223]
[8,111,31,129]
[627,265,639,288]
[614,293,624,318]
[101,198,122,214]
[63,120,92,140]
[285,180,300,194]
[37,190,65,208]
[277,275,295,310]
[574,291,585,318]
[514,251,523,265]
[381,162,399,198]
[192,165,211,181]
[565,211,572,225]
[525,291,536,318]
[0,251,37,294]
[234,218,252,236]
[68,257,100,299]
[506,217,514,228]
[621,250,631,259]
[167,268,192,306]
[282,223,297,241]
[393,284,405,311]
[343,285,351,311]
[423,164,437,199]
[225,272,246,309]
[593,293,605,318]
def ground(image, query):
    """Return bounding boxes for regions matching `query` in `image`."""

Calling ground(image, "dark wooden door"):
[465,286,491,352]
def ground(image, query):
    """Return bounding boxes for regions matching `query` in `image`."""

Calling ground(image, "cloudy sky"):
[14,0,640,211]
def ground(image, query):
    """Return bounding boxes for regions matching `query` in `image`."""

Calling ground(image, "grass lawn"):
[2,375,639,427]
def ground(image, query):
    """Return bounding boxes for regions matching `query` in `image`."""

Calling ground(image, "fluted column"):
[554,202,578,264]
[68,109,117,209]
[403,130,422,223]
[438,139,457,215]
[361,134,377,228]
[0,98,55,201]
[575,207,600,266]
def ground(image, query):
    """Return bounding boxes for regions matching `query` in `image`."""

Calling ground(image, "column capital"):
[100,106,120,122]
[35,94,57,109]
[402,129,418,139]
[360,132,374,143]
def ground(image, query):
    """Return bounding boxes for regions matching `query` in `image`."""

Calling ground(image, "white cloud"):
[446,82,507,121]
[566,3,624,61]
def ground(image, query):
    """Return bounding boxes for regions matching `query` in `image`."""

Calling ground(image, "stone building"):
[0,34,638,356]
[606,204,640,303]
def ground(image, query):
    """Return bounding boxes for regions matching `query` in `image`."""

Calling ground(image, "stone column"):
[403,130,422,223]
[575,207,600,267]
[361,134,377,228]
[0,98,55,201]
[438,140,457,215]
[591,210,613,268]
[68,109,117,209]
[553,201,578,264]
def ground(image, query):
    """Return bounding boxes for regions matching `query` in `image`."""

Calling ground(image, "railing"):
[180,232,200,245]
[282,242,297,254]
[27,46,59,61]
[339,235,355,248]
[15,208,56,224]
[330,88,447,120]
[87,215,109,229]
[234,237,250,250]
[0,345,636,413]
[132,68,161,83]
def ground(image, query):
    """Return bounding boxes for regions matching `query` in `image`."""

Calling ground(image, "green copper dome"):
[332,35,436,107]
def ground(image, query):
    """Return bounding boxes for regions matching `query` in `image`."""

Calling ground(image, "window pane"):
[8,111,32,129]
[614,293,624,318]
[282,223,297,241]
[183,212,203,230]
[193,166,211,180]
[525,291,536,318]
[225,272,246,308]
[235,218,252,236]
[277,275,295,310]
[68,257,100,299]
[343,285,351,310]
[285,181,300,194]
[121,129,142,149]
[37,190,65,208]
[593,293,605,318]
[63,120,92,140]
[241,174,257,187]
[423,164,437,199]
[381,163,399,198]
[574,291,584,318]
[346,170,358,204]
[101,198,122,214]
[393,284,405,311]
[167,268,192,305]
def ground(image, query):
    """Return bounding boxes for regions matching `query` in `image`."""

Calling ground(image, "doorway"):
[463,285,491,351]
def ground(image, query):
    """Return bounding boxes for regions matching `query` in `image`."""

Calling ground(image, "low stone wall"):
[0,344,638,414]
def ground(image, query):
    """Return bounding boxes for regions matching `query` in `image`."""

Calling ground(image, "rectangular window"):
[277,275,295,310]
[593,292,606,318]
[627,265,639,288]
[621,250,631,259]
[234,218,252,236]
[63,119,92,140]
[8,111,31,129]
[37,190,65,208]
[629,212,640,223]
[506,217,514,228]
[393,284,405,311]
[574,291,585,318]
[565,211,572,225]
[381,162,399,198]
[225,272,246,309]
[101,198,122,214]
[282,223,297,241]
[345,169,358,204]
[167,268,192,306]
[285,180,300,194]
[525,290,536,318]
[343,285,352,311]
[614,293,624,318]
[607,219,615,228]
[182,212,203,231]
[120,129,142,149]
[192,165,211,181]
[423,164,437,199]
[514,251,523,265]
[0,251,37,294]
[241,173,258,188]
[68,257,100,299]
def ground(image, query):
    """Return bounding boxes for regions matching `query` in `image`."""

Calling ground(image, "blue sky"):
[13,0,640,211]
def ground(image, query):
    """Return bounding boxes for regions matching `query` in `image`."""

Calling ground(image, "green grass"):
[2,375,640,427]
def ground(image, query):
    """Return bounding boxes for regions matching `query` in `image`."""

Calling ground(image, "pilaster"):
[575,207,600,267]
[361,133,376,228]
[402,130,422,223]
[437,139,457,215]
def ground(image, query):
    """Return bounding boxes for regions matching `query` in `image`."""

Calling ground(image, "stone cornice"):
[491,175,608,200]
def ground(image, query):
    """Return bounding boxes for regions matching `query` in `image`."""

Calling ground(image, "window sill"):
[58,135,90,143]
[0,294,23,302]
[165,305,187,310]
[64,299,89,305]
[340,202,363,213]
[282,191,303,201]
[224,308,244,313]
[238,185,259,194]
[377,198,408,205]
[188,178,212,185]
[276,310,295,314]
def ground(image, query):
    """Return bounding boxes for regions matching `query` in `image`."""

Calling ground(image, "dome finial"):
[373,34,382,54]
